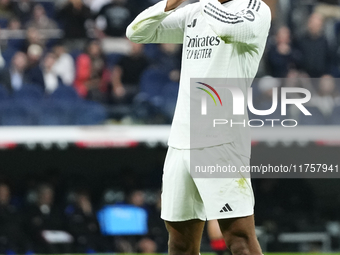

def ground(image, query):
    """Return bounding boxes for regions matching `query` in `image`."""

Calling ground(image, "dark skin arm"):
[165,0,231,11]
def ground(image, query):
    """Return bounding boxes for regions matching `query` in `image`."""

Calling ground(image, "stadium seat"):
[0,85,9,101]
[37,100,75,126]
[160,81,179,120]
[0,100,39,126]
[298,106,327,125]
[139,68,170,100]
[0,19,8,28]
[13,84,44,102]
[73,101,108,125]
[330,106,340,125]
[7,39,25,51]
[49,85,80,102]
[2,47,16,67]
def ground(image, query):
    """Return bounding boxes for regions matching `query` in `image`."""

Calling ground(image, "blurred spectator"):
[153,43,181,81]
[297,13,332,77]
[0,51,28,92]
[282,70,318,122]
[250,76,282,122]
[57,0,91,45]
[310,75,340,117]
[111,42,149,104]
[128,190,145,208]
[127,190,158,253]
[147,191,168,252]
[52,44,75,86]
[42,52,61,94]
[26,4,58,30]
[266,26,298,78]
[282,69,316,94]
[13,0,36,24]
[25,184,72,254]
[74,40,107,100]
[315,0,340,20]
[137,237,157,253]
[0,0,15,21]
[25,44,45,88]
[7,17,21,30]
[256,76,281,106]
[95,0,132,37]
[65,190,107,253]
[0,183,31,254]
[23,26,46,52]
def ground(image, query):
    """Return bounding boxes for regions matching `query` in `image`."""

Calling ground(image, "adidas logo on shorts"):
[220,203,233,213]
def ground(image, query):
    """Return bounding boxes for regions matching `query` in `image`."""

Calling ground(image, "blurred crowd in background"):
[2,168,334,254]
[0,0,340,125]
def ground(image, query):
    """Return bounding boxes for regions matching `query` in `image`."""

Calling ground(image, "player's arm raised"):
[200,0,271,46]
[126,0,187,44]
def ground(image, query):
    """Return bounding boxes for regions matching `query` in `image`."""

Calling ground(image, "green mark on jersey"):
[132,15,166,31]
[219,35,259,56]
[236,177,247,190]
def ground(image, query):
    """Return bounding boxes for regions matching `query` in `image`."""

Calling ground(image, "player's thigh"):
[217,215,257,246]
[161,147,206,222]
[165,219,205,253]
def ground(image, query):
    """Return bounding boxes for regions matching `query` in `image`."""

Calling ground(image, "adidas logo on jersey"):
[187,19,197,28]
[220,203,233,213]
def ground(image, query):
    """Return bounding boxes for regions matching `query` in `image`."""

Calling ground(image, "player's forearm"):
[126,1,171,43]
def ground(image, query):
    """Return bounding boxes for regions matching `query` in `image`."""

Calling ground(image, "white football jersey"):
[127,0,271,158]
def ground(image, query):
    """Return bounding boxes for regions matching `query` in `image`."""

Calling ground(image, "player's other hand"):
[165,0,187,11]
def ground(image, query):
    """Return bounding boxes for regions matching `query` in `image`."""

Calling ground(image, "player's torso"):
[180,0,257,79]
[168,0,268,150]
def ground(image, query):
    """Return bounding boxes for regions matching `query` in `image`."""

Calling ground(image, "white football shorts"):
[161,143,254,221]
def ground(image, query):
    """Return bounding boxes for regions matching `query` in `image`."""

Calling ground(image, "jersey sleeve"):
[126,0,187,44]
[200,0,271,44]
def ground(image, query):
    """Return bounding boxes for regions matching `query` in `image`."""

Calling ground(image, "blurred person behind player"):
[126,0,271,255]
[0,183,32,254]
[74,39,107,101]
[0,51,28,92]
[111,41,149,104]
[65,189,107,253]
[297,12,331,78]
[24,184,71,254]
[25,4,58,30]
[52,44,75,86]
